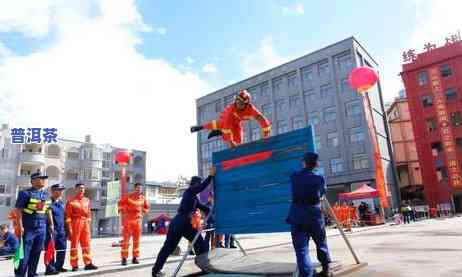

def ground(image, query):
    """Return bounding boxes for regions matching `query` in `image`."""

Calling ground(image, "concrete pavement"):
[1,217,462,276]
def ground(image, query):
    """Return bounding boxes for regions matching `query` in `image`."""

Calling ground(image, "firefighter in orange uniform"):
[8,209,21,238]
[332,202,341,224]
[349,203,358,227]
[118,183,150,265]
[341,203,351,231]
[65,183,98,272]
[190,89,272,148]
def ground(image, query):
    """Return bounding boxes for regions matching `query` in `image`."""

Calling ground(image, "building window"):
[426,118,437,132]
[277,120,289,134]
[456,138,462,151]
[261,84,270,97]
[315,135,321,150]
[224,94,235,106]
[302,67,314,83]
[67,152,79,160]
[307,112,320,126]
[341,78,353,94]
[330,158,344,174]
[337,54,353,72]
[346,101,361,116]
[445,88,457,101]
[321,85,334,98]
[436,167,448,181]
[276,99,287,114]
[350,129,365,143]
[262,104,273,119]
[353,154,369,170]
[318,61,330,78]
[303,91,317,104]
[292,116,304,130]
[417,71,428,86]
[451,112,462,127]
[273,78,282,92]
[327,132,339,147]
[440,64,452,78]
[431,142,443,157]
[324,107,337,122]
[252,128,261,141]
[0,184,6,194]
[421,95,433,108]
[289,95,301,108]
[215,100,223,113]
[287,73,297,89]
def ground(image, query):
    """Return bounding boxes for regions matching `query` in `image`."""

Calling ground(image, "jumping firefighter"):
[65,183,98,272]
[190,89,272,147]
[118,183,150,265]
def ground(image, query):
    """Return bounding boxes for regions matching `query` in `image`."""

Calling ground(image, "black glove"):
[190,125,204,133]
[207,130,223,139]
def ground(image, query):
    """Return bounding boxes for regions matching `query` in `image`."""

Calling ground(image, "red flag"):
[44,240,55,266]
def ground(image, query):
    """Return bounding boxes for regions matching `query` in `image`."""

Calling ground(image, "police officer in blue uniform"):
[44,184,68,275]
[15,171,53,277]
[0,224,19,256]
[152,167,215,277]
[286,152,332,277]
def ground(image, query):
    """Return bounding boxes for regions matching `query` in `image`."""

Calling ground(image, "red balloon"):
[115,151,131,164]
[348,67,379,94]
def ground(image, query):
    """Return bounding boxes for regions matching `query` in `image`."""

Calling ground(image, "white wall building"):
[0,124,146,236]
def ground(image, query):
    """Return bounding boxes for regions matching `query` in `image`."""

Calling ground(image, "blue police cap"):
[190,176,202,186]
[75,183,85,188]
[51,184,65,190]
[302,152,319,163]
[30,171,48,180]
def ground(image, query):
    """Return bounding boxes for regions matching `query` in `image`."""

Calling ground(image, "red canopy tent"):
[338,184,379,201]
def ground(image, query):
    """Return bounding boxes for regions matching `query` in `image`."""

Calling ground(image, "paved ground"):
[1,216,462,277]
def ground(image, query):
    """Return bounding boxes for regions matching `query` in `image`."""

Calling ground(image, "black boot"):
[152,271,165,277]
[132,258,139,264]
[317,268,333,277]
[84,264,98,270]
[121,258,127,266]
[208,129,223,139]
[190,125,204,133]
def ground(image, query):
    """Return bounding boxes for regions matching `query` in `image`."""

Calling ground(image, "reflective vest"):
[23,197,51,215]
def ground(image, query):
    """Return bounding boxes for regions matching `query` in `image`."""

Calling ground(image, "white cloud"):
[186,56,195,64]
[0,0,211,181]
[241,36,292,77]
[408,0,462,49]
[202,63,218,73]
[282,3,304,16]
[381,0,462,101]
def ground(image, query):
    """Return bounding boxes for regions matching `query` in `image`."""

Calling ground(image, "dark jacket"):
[286,168,326,227]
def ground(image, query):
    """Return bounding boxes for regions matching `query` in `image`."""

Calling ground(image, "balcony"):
[19,151,45,165]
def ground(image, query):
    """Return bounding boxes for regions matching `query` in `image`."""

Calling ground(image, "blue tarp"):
[213,126,316,234]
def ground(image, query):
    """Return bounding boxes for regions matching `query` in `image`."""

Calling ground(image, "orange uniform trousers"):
[69,218,92,268]
[121,218,142,259]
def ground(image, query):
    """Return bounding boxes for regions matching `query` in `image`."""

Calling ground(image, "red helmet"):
[236,89,251,104]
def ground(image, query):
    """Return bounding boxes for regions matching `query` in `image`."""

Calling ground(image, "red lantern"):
[348,66,379,94]
[115,151,131,165]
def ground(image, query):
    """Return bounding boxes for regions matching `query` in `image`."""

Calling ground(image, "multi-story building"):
[0,124,146,235]
[387,91,424,201]
[401,40,462,212]
[196,37,399,208]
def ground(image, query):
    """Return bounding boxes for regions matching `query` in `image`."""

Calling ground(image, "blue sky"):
[0,0,460,181]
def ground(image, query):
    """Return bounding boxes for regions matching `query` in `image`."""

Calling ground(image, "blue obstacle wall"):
[213,126,316,234]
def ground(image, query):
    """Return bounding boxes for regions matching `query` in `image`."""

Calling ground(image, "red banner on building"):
[362,94,389,208]
[429,67,462,188]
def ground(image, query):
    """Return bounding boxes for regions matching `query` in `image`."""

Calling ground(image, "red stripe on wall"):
[222,151,273,170]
